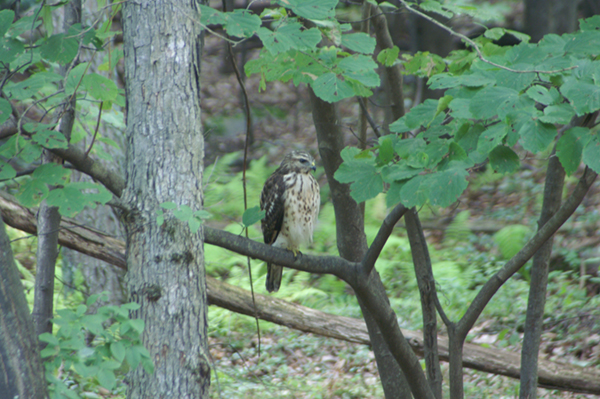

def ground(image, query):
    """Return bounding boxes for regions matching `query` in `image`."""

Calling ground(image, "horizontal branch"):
[1,191,600,394]
[50,144,126,198]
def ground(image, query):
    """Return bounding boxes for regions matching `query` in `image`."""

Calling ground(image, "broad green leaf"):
[311,72,354,102]
[242,206,265,227]
[419,1,453,18]
[539,103,576,125]
[38,332,59,346]
[582,134,600,174]
[40,33,78,64]
[0,10,14,37]
[18,179,49,207]
[477,123,507,155]
[0,37,24,64]
[385,180,405,207]
[470,86,519,119]
[341,32,376,54]
[560,76,600,116]
[428,167,469,207]
[0,98,11,125]
[280,0,338,20]
[448,98,475,119]
[160,201,177,210]
[82,73,118,101]
[334,147,382,202]
[564,30,600,56]
[4,74,47,100]
[32,163,71,185]
[378,136,395,165]
[494,225,532,259]
[338,55,380,87]
[7,14,41,37]
[377,46,399,67]
[188,217,201,233]
[32,130,69,149]
[199,4,226,26]
[525,85,554,105]
[0,161,16,180]
[404,99,438,129]
[518,119,556,154]
[111,341,126,363]
[580,15,600,31]
[556,127,590,175]
[68,181,112,205]
[381,164,421,183]
[489,145,520,174]
[65,63,89,95]
[129,319,145,334]
[400,174,429,208]
[173,204,193,221]
[257,23,321,54]
[46,186,87,216]
[97,368,116,390]
[126,345,142,369]
[224,9,261,38]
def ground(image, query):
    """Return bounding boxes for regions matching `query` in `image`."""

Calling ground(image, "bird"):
[260,151,320,292]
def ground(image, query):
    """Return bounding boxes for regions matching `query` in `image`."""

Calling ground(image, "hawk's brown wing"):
[260,172,286,245]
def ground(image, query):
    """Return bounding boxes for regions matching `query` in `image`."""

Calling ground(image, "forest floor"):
[200,34,600,399]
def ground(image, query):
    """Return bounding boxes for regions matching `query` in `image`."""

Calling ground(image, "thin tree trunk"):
[309,90,412,399]
[121,0,210,396]
[32,0,80,341]
[519,151,565,399]
[0,214,48,399]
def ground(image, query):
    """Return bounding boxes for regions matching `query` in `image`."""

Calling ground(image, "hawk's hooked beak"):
[311,162,316,172]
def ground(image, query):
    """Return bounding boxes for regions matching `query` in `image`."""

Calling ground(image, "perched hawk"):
[260,151,320,292]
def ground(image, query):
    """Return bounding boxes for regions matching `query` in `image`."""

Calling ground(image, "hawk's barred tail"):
[266,264,283,292]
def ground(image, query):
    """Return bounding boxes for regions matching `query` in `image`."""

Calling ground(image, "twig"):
[398,0,577,75]
[84,101,103,158]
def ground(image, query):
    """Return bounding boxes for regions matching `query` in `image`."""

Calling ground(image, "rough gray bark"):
[519,151,565,399]
[32,0,80,341]
[121,0,210,397]
[309,90,412,399]
[0,214,48,399]
[3,191,600,394]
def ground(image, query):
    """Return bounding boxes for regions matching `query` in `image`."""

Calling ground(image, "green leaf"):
[404,99,438,129]
[46,186,87,216]
[539,103,575,125]
[160,201,177,210]
[257,23,321,54]
[65,63,89,95]
[334,147,382,203]
[4,74,47,100]
[582,134,600,174]
[494,225,532,259]
[0,161,16,180]
[419,1,453,18]
[338,55,380,87]
[470,86,519,119]
[477,123,507,155]
[556,127,590,175]
[18,179,49,207]
[121,302,141,310]
[377,46,399,67]
[525,85,554,105]
[188,217,201,233]
[32,164,71,186]
[280,0,338,20]
[341,32,376,54]
[40,33,78,64]
[82,73,118,101]
[399,174,429,208]
[0,10,14,37]
[560,76,600,116]
[97,368,116,390]
[518,119,556,154]
[38,332,59,346]
[126,345,141,369]
[242,206,265,227]
[129,319,145,334]
[173,204,193,221]
[224,9,261,38]
[311,72,354,102]
[32,130,69,149]
[564,30,600,56]
[428,167,469,207]
[381,164,421,182]
[377,136,395,165]
[111,341,126,363]
[7,14,41,37]
[0,37,24,64]
[489,145,520,174]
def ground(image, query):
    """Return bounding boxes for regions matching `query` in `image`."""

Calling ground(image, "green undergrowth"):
[204,153,600,397]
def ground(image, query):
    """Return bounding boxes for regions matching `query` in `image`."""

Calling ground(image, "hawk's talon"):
[288,248,302,259]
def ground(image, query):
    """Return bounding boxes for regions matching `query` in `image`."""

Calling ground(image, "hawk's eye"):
[299,158,309,164]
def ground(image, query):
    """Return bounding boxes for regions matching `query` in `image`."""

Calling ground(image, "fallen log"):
[1,191,599,394]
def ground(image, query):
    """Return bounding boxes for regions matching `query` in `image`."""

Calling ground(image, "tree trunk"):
[121,0,210,397]
[310,90,412,399]
[0,214,48,398]
[525,0,579,43]
[32,0,80,341]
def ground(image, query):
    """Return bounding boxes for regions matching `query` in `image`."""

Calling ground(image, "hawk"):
[260,151,320,292]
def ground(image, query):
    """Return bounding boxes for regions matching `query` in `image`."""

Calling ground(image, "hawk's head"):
[280,151,317,174]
